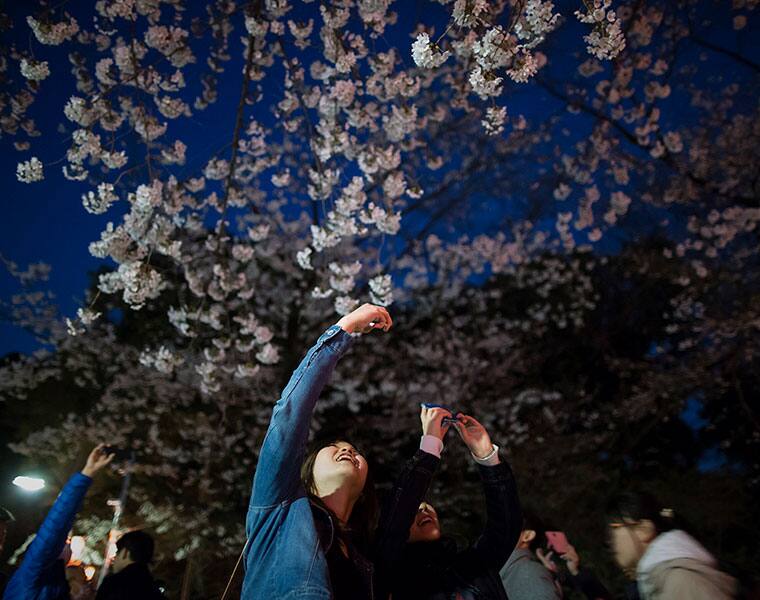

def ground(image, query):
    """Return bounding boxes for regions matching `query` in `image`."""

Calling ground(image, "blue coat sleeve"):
[248,325,353,509]
[3,472,92,598]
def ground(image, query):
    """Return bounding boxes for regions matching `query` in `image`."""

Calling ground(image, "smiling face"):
[311,441,368,499]
[408,502,442,543]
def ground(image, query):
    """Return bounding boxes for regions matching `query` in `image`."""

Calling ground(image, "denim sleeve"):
[249,325,353,508]
[4,472,92,594]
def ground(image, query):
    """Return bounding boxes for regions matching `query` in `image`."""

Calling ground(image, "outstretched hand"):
[420,405,454,441]
[336,303,392,334]
[81,443,115,478]
[453,414,493,459]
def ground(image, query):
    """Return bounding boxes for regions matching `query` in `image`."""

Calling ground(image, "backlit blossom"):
[452,0,488,26]
[82,183,118,215]
[514,0,560,48]
[369,274,393,306]
[411,32,450,69]
[27,15,79,45]
[507,50,539,83]
[16,158,44,183]
[19,59,50,81]
[469,66,503,99]
[296,248,314,270]
[482,106,507,136]
[334,295,359,315]
[473,26,516,71]
[575,0,626,60]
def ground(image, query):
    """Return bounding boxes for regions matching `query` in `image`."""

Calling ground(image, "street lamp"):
[12,476,45,492]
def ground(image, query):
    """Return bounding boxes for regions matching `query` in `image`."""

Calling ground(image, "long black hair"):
[301,439,379,553]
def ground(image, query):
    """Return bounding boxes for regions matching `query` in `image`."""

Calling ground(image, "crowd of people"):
[0,304,748,599]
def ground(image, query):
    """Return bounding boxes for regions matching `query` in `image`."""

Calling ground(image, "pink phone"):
[545,531,569,555]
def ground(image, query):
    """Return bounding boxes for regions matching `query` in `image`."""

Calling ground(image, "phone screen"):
[545,531,569,555]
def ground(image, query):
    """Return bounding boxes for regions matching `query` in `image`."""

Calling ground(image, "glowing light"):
[84,566,96,580]
[12,476,45,492]
[70,536,86,562]
[105,529,120,562]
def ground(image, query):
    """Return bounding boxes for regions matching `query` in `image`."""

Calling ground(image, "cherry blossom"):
[411,32,451,69]
[16,157,43,183]
[19,58,50,81]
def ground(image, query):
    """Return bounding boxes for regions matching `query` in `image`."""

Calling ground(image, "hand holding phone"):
[103,446,134,461]
[420,402,461,423]
[420,403,459,440]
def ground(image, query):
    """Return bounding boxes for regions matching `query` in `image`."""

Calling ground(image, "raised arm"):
[249,304,391,508]
[374,407,451,559]
[4,445,113,597]
[454,415,522,569]
[373,406,451,600]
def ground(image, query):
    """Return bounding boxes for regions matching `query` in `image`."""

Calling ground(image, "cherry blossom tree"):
[2,0,759,594]
[3,0,630,394]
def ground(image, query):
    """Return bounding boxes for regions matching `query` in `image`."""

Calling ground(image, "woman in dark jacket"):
[374,410,522,600]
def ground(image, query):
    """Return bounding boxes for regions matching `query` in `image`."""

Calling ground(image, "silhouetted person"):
[95,531,163,600]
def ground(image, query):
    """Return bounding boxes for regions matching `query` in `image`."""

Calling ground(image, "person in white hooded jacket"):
[606,491,737,600]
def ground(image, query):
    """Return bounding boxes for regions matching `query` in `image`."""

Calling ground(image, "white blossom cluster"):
[139,346,183,374]
[482,106,507,136]
[16,157,43,183]
[514,0,561,48]
[469,66,503,99]
[82,183,118,215]
[369,274,393,306]
[26,15,79,45]
[19,58,50,81]
[575,0,626,60]
[411,32,450,69]
[98,261,166,310]
[452,0,489,27]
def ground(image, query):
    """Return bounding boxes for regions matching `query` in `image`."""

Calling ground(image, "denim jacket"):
[3,472,92,600]
[243,325,355,600]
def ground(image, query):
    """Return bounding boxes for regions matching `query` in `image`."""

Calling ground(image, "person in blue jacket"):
[243,303,392,600]
[3,444,114,600]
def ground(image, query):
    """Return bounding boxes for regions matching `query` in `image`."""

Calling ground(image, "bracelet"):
[471,443,498,463]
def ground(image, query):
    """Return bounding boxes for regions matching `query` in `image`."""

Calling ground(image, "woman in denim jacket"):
[243,303,392,600]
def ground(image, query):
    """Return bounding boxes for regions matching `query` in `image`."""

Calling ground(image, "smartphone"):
[420,402,461,423]
[545,531,569,555]
[103,446,134,461]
